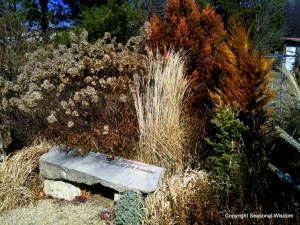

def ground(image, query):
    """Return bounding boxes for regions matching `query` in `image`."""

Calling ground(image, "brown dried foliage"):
[0,141,52,212]
[0,23,152,157]
[149,0,226,108]
[132,50,188,175]
[142,169,220,225]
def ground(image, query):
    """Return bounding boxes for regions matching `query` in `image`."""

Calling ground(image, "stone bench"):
[39,147,165,194]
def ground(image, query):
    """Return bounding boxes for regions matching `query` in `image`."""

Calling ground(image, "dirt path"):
[0,194,115,225]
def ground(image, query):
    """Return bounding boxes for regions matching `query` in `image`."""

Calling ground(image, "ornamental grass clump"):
[142,169,219,225]
[0,23,151,157]
[284,69,300,107]
[0,141,51,212]
[132,49,189,175]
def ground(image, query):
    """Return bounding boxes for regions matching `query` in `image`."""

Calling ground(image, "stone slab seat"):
[39,147,165,193]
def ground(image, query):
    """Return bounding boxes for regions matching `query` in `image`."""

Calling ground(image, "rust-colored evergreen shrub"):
[0,23,151,157]
[209,22,275,153]
[209,22,275,115]
[150,0,226,108]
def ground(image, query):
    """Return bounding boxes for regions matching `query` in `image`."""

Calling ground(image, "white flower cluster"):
[67,121,74,128]
[60,98,78,117]
[73,85,98,105]
[47,111,58,124]
[1,81,44,113]
[41,80,55,91]
[102,125,109,135]
[119,94,127,102]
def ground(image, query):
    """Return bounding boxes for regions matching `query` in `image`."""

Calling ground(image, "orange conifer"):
[149,0,227,108]
[210,22,275,115]
[209,21,275,153]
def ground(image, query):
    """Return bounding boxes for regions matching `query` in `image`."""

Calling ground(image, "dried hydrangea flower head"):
[0,23,151,156]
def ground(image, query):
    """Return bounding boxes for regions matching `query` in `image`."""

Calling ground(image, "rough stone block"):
[39,147,165,193]
[44,179,81,200]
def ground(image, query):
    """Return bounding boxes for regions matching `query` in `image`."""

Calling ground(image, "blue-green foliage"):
[205,107,248,183]
[115,190,145,225]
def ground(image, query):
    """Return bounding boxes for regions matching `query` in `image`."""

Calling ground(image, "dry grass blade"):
[132,49,189,175]
[284,69,300,100]
[0,141,52,213]
[142,169,218,225]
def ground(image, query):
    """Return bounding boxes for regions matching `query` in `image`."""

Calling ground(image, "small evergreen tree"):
[81,0,145,43]
[51,0,146,46]
[205,107,248,184]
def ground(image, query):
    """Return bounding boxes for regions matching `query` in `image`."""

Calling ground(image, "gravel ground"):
[0,195,115,225]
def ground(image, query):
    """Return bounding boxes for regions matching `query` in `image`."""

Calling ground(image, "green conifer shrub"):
[205,107,248,184]
[81,0,145,44]
[52,0,146,46]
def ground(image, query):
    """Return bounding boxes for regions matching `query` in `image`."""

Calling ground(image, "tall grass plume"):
[132,49,189,175]
[284,69,300,101]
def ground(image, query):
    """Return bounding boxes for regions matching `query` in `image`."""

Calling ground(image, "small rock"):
[114,193,121,202]
[44,179,81,201]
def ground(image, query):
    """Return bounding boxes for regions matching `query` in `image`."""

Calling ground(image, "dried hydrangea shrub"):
[0,22,151,157]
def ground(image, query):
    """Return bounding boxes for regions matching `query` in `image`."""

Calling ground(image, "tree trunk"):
[39,0,49,39]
